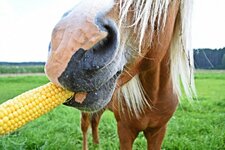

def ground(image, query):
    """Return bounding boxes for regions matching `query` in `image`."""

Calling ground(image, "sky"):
[0,0,225,62]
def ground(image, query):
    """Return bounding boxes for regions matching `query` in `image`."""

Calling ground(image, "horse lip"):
[58,54,122,92]
[63,72,120,112]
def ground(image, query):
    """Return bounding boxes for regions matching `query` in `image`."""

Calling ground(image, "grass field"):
[0,71,224,150]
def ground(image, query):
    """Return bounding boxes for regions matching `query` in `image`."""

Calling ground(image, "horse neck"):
[139,48,175,106]
[111,49,177,117]
[138,1,181,106]
[111,0,181,115]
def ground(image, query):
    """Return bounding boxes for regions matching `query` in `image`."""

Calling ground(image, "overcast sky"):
[0,0,225,62]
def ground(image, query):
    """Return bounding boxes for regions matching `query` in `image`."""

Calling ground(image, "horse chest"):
[113,102,176,132]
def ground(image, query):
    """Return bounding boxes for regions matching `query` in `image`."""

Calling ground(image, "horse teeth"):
[99,40,104,46]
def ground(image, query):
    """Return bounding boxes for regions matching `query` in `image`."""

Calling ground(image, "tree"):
[222,54,225,69]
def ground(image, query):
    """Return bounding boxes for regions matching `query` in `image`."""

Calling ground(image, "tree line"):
[0,62,45,66]
[194,47,225,69]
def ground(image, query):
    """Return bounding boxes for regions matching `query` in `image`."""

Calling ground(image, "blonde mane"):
[117,0,196,116]
[119,0,170,49]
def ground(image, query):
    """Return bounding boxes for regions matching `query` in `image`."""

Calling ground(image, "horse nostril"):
[116,70,122,76]
[80,18,119,71]
[102,21,118,45]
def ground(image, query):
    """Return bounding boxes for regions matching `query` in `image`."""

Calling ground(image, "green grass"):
[0,65,44,74]
[0,72,225,150]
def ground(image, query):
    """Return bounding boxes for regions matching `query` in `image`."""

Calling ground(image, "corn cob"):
[0,82,74,135]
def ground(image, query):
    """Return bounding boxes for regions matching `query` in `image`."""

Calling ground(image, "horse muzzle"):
[61,19,124,112]
[45,15,124,111]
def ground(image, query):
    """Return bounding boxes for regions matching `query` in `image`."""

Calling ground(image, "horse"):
[45,0,195,149]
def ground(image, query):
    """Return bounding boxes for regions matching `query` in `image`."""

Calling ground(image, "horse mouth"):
[58,19,124,112]
[63,72,120,112]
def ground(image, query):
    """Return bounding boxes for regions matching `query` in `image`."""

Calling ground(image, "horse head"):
[45,0,195,113]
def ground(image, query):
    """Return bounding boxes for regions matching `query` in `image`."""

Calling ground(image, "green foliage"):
[0,65,44,74]
[0,72,225,150]
[194,48,225,69]
[222,54,225,68]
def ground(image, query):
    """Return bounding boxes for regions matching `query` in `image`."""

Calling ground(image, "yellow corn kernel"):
[0,82,74,135]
